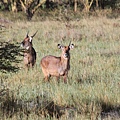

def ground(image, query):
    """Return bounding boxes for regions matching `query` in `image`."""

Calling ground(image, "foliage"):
[0,42,22,73]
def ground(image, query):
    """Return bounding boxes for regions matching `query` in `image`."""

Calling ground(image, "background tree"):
[0,0,18,11]
[74,0,77,12]
[19,0,47,20]
[0,0,120,20]
[80,0,94,12]
[0,0,47,20]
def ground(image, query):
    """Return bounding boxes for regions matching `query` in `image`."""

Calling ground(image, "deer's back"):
[41,55,60,68]
[31,47,36,61]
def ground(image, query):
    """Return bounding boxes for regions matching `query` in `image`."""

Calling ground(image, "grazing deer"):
[21,31,37,69]
[40,42,74,83]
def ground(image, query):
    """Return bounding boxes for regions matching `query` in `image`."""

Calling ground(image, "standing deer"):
[21,31,37,69]
[40,42,74,83]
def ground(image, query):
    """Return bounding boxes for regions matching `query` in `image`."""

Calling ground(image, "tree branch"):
[32,0,46,14]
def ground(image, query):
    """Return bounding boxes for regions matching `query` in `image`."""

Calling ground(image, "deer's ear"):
[69,44,74,49]
[26,31,29,38]
[57,44,62,49]
[29,36,32,42]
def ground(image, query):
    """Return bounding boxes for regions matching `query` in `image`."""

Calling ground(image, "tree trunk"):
[96,0,98,8]
[46,0,50,8]
[82,0,94,12]
[27,8,34,20]
[101,0,105,9]
[74,0,77,12]
[11,1,17,12]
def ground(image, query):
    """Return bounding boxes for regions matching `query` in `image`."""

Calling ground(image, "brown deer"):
[40,42,74,83]
[21,31,37,69]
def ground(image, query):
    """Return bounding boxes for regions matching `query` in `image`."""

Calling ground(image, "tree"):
[0,0,47,20]
[19,0,47,20]
[96,0,98,8]
[100,0,105,9]
[80,0,94,12]
[1,0,18,12]
[74,0,77,12]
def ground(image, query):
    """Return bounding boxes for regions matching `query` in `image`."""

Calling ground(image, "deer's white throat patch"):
[26,46,30,50]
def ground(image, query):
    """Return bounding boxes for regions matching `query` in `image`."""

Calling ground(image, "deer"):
[40,42,74,83]
[21,31,37,69]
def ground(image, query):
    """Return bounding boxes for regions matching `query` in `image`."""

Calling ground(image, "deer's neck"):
[25,46,33,54]
[60,56,70,70]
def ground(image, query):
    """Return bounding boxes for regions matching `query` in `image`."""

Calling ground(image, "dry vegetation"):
[0,12,120,120]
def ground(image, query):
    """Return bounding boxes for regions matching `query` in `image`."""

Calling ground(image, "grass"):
[0,12,120,119]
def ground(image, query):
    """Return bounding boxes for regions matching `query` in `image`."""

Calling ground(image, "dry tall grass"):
[0,15,120,119]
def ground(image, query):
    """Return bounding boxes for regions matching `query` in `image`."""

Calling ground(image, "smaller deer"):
[40,42,74,83]
[21,31,37,69]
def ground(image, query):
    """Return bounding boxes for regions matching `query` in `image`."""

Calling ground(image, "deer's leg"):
[24,57,29,71]
[44,75,50,82]
[63,72,68,84]
[41,67,50,82]
[56,76,60,83]
[30,63,34,69]
[31,59,36,68]
[24,64,29,72]
[63,75,67,83]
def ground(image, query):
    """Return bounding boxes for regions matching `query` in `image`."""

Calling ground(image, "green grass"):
[0,14,120,120]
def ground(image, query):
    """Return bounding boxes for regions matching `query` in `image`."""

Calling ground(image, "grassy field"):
[0,13,120,120]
